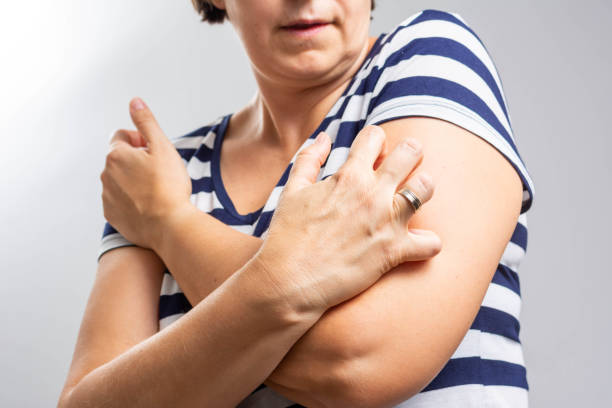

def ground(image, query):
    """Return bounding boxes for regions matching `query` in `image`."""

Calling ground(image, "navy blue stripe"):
[422,357,528,391]
[371,76,516,151]
[352,37,509,122]
[491,264,521,296]
[409,10,484,47]
[278,163,292,186]
[176,148,197,161]
[326,114,532,215]
[191,176,214,194]
[334,120,366,149]
[253,211,274,238]
[510,221,528,252]
[102,222,117,238]
[172,125,217,160]
[159,292,192,319]
[194,145,214,163]
[208,208,259,226]
[471,306,520,342]
[179,124,215,139]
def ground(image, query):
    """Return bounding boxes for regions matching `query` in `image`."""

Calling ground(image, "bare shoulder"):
[59,247,165,402]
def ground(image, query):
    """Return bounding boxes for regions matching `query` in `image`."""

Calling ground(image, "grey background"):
[1,0,609,406]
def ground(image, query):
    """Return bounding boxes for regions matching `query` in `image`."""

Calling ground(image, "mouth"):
[280,19,332,35]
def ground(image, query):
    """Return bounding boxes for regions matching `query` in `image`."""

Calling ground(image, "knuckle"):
[333,167,363,190]
[382,241,401,270]
[109,128,126,144]
[391,194,404,219]
[417,172,434,196]
[106,146,124,164]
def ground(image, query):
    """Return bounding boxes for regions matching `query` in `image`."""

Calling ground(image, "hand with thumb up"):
[100,97,193,249]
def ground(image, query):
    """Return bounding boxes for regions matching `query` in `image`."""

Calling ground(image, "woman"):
[59,1,535,407]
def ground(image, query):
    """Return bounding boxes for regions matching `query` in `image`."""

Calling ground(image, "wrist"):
[150,201,199,258]
[248,246,327,326]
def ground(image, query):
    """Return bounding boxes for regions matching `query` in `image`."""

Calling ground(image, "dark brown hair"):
[191,1,376,24]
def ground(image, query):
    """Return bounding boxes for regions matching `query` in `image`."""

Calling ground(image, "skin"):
[60,1,524,407]
[59,104,439,407]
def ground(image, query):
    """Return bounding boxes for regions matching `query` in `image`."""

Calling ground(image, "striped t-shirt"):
[99,9,535,407]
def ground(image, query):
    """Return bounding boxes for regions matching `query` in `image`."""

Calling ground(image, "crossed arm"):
[61,117,523,407]
[149,116,523,405]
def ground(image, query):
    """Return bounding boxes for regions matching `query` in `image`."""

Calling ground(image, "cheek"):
[341,0,372,39]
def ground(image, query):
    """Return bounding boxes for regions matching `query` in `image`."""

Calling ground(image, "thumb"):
[397,228,442,263]
[129,97,166,150]
[283,132,331,195]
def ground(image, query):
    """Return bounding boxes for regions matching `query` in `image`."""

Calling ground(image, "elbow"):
[312,357,425,408]
[271,354,427,408]
[57,386,75,408]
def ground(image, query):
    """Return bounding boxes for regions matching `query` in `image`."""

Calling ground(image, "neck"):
[241,37,376,155]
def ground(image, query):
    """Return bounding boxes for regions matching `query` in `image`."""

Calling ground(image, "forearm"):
[153,204,263,305]
[60,255,320,408]
[152,205,375,405]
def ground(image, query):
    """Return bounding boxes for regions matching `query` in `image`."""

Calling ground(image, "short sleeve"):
[363,9,535,214]
[97,121,220,262]
[98,223,135,262]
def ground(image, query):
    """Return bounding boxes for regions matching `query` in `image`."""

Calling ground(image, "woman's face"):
[213,0,372,87]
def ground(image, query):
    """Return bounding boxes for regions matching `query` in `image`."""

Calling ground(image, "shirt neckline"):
[210,34,385,225]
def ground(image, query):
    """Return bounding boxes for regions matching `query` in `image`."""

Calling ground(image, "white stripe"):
[363,95,535,198]
[98,233,133,260]
[342,19,505,107]
[321,146,350,179]
[326,16,514,135]
[331,89,517,177]
[172,134,206,150]
[159,313,183,331]
[500,240,525,272]
[202,131,216,150]
[394,384,485,407]
[481,333,525,366]
[160,273,181,296]
[262,185,284,212]
[186,155,212,180]
[451,329,481,358]
[228,223,257,235]
[393,383,527,407]
[190,189,224,212]
[482,385,529,408]
[449,11,513,115]
[370,55,512,137]
[402,19,507,106]
[518,212,528,229]
[451,330,524,366]
[482,282,522,321]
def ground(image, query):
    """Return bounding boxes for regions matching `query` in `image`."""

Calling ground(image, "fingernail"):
[402,138,421,153]
[418,173,433,189]
[132,97,146,111]
[409,228,429,235]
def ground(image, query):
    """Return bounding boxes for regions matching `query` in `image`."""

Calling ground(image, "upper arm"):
[59,247,165,403]
[268,11,533,406]
[266,116,524,406]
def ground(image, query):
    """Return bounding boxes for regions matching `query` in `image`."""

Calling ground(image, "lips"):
[281,19,331,31]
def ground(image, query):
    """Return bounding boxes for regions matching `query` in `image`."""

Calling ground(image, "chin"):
[275,48,354,84]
